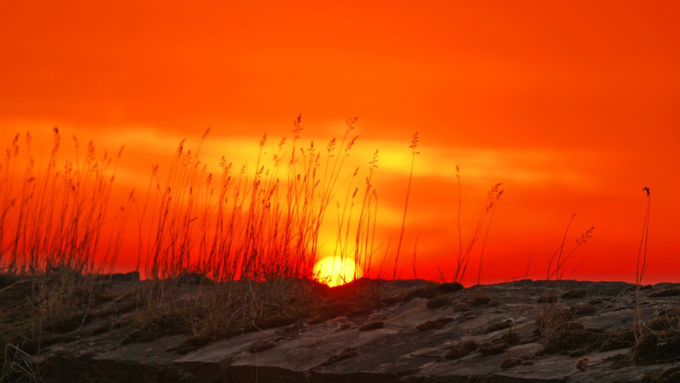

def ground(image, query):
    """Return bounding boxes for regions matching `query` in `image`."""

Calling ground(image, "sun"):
[313,256,362,287]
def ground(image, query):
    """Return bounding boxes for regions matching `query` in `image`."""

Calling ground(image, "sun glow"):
[313,256,362,287]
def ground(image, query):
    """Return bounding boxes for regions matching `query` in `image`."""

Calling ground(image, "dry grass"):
[0,129,134,381]
[393,132,419,280]
[0,118,509,295]
[140,117,378,285]
[634,187,651,343]
[0,129,129,276]
[451,180,504,285]
[2,118,669,380]
[127,277,326,350]
[0,117,414,374]
[2,344,42,383]
[536,214,594,346]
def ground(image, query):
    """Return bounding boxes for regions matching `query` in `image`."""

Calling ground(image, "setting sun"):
[313,256,362,287]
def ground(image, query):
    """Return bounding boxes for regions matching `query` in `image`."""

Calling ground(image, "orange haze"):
[1,1,679,284]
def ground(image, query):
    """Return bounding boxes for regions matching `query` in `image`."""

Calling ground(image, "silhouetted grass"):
[0,129,129,277]
[139,117,383,286]
[536,214,594,346]
[451,179,504,285]
[3,119,677,383]
[634,187,651,343]
[393,132,419,280]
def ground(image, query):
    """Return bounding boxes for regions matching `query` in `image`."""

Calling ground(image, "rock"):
[89,325,110,336]
[165,344,178,352]
[479,342,509,355]
[573,304,598,316]
[176,336,210,354]
[248,339,276,353]
[483,320,512,334]
[500,331,522,346]
[121,330,155,345]
[443,339,480,360]
[500,357,522,369]
[167,329,277,382]
[461,340,479,351]
[426,295,454,309]
[453,303,472,312]
[444,345,470,360]
[377,296,403,306]
[562,289,587,299]
[416,316,454,331]
[469,294,492,307]
[416,320,438,331]
[23,279,680,383]
[333,322,353,332]
[435,316,455,328]
[403,283,440,301]
[320,347,358,367]
[232,329,386,382]
[649,288,680,297]
[358,321,384,331]
[275,322,306,335]
[93,335,186,383]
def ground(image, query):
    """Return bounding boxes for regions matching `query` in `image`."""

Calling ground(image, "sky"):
[1,1,679,284]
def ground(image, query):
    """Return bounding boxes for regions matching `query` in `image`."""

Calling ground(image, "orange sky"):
[2,1,679,284]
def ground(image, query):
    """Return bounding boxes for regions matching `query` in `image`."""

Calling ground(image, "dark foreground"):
[2,275,679,383]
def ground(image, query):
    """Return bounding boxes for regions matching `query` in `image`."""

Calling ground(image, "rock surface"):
[31,279,680,382]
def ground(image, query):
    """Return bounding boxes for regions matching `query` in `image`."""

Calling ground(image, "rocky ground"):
[3,275,680,383]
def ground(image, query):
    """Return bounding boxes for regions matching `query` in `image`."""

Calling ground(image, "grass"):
[0,129,132,381]
[450,179,504,285]
[0,118,510,289]
[0,118,422,375]
[2,117,674,381]
[536,214,595,346]
[634,187,651,343]
[139,117,367,283]
[2,344,41,383]
[0,129,128,276]
[393,132,419,281]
